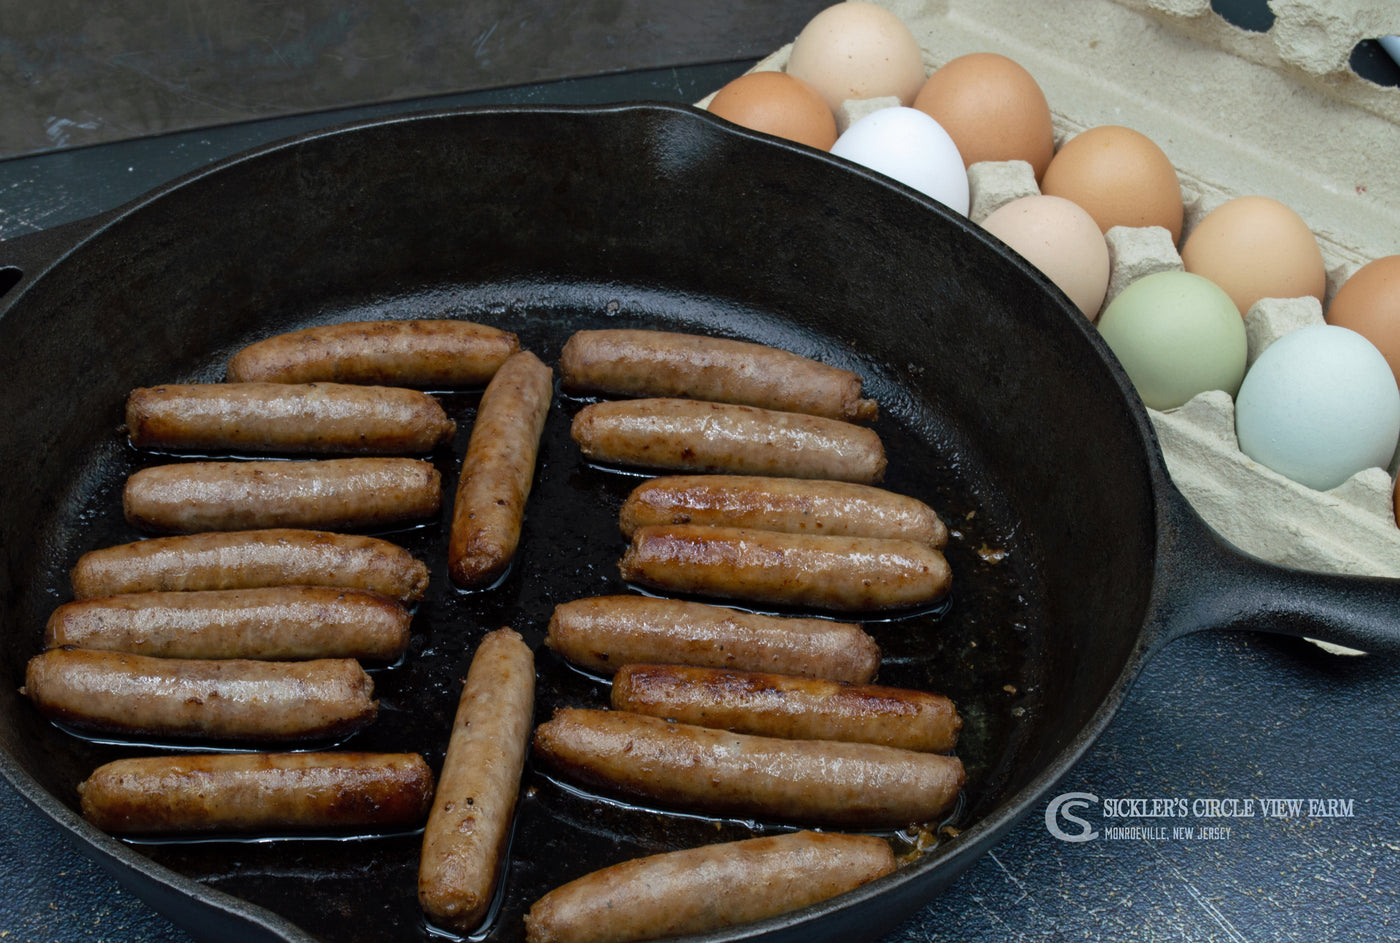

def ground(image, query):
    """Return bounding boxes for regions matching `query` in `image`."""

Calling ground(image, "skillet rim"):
[0,100,1179,943]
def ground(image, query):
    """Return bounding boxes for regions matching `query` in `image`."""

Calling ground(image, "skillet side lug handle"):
[0,214,111,320]
[1151,484,1400,655]
[0,263,19,308]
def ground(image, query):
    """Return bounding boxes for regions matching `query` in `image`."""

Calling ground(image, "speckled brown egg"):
[912,52,1055,180]
[707,70,838,150]
[1180,195,1326,316]
[1326,255,1400,387]
[786,2,927,113]
[1040,125,1183,242]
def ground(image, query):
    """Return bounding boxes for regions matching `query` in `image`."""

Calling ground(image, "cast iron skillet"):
[1,103,1397,943]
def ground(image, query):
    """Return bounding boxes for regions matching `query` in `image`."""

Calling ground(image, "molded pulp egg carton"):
[699,0,1400,649]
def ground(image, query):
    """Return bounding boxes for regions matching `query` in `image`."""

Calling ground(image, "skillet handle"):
[0,215,108,318]
[1153,482,1400,655]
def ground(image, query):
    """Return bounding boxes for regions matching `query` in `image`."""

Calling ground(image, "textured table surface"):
[0,1,835,158]
[3,17,1399,943]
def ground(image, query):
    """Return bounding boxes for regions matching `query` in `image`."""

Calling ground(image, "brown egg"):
[981,195,1110,319]
[1180,196,1325,316]
[912,53,1055,180]
[1326,255,1400,387]
[786,2,927,113]
[707,71,838,151]
[1040,125,1183,242]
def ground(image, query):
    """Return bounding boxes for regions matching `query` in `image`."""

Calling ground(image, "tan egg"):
[1326,255,1400,388]
[1040,125,1183,242]
[912,53,1055,181]
[786,2,926,114]
[1180,196,1325,316]
[707,71,838,151]
[981,195,1110,319]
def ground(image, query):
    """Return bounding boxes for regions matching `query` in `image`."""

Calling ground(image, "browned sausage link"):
[619,474,947,548]
[545,595,878,683]
[126,383,455,455]
[570,399,886,483]
[23,648,377,742]
[620,525,952,612]
[558,328,878,422]
[227,319,521,387]
[611,664,961,753]
[533,709,964,829]
[45,586,412,661]
[69,529,429,602]
[122,458,442,534]
[523,830,895,943]
[448,351,553,587]
[419,628,535,933]
[79,752,434,834]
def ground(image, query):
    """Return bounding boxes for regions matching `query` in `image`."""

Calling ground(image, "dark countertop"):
[3,9,1399,943]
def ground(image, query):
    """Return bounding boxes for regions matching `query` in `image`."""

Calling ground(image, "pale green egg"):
[1096,271,1247,410]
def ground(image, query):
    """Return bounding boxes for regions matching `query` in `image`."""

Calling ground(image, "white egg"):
[1235,324,1400,491]
[829,106,969,215]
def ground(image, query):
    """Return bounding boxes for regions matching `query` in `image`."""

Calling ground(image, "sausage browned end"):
[122,458,442,534]
[23,648,377,742]
[419,628,536,933]
[620,524,952,612]
[545,595,879,683]
[570,398,886,483]
[69,529,429,602]
[524,830,895,943]
[611,664,961,753]
[45,586,412,661]
[619,474,947,548]
[448,351,553,588]
[557,328,878,422]
[532,708,964,828]
[79,752,435,834]
[126,383,455,454]
[227,319,521,387]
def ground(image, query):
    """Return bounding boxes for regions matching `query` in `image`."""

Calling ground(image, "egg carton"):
[698,0,1400,650]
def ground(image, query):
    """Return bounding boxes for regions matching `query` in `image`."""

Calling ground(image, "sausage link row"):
[126,382,454,454]
[79,752,434,834]
[24,648,377,742]
[46,586,411,661]
[69,529,430,602]
[533,708,964,829]
[559,328,878,422]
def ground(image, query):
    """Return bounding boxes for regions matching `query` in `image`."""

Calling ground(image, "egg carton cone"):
[699,0,1400,653]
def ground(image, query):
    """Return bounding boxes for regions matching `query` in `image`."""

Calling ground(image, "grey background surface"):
[0,1,829,157]
[2,1,1399,941]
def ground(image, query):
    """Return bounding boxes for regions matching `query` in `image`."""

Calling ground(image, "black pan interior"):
[0,104,1159,942]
